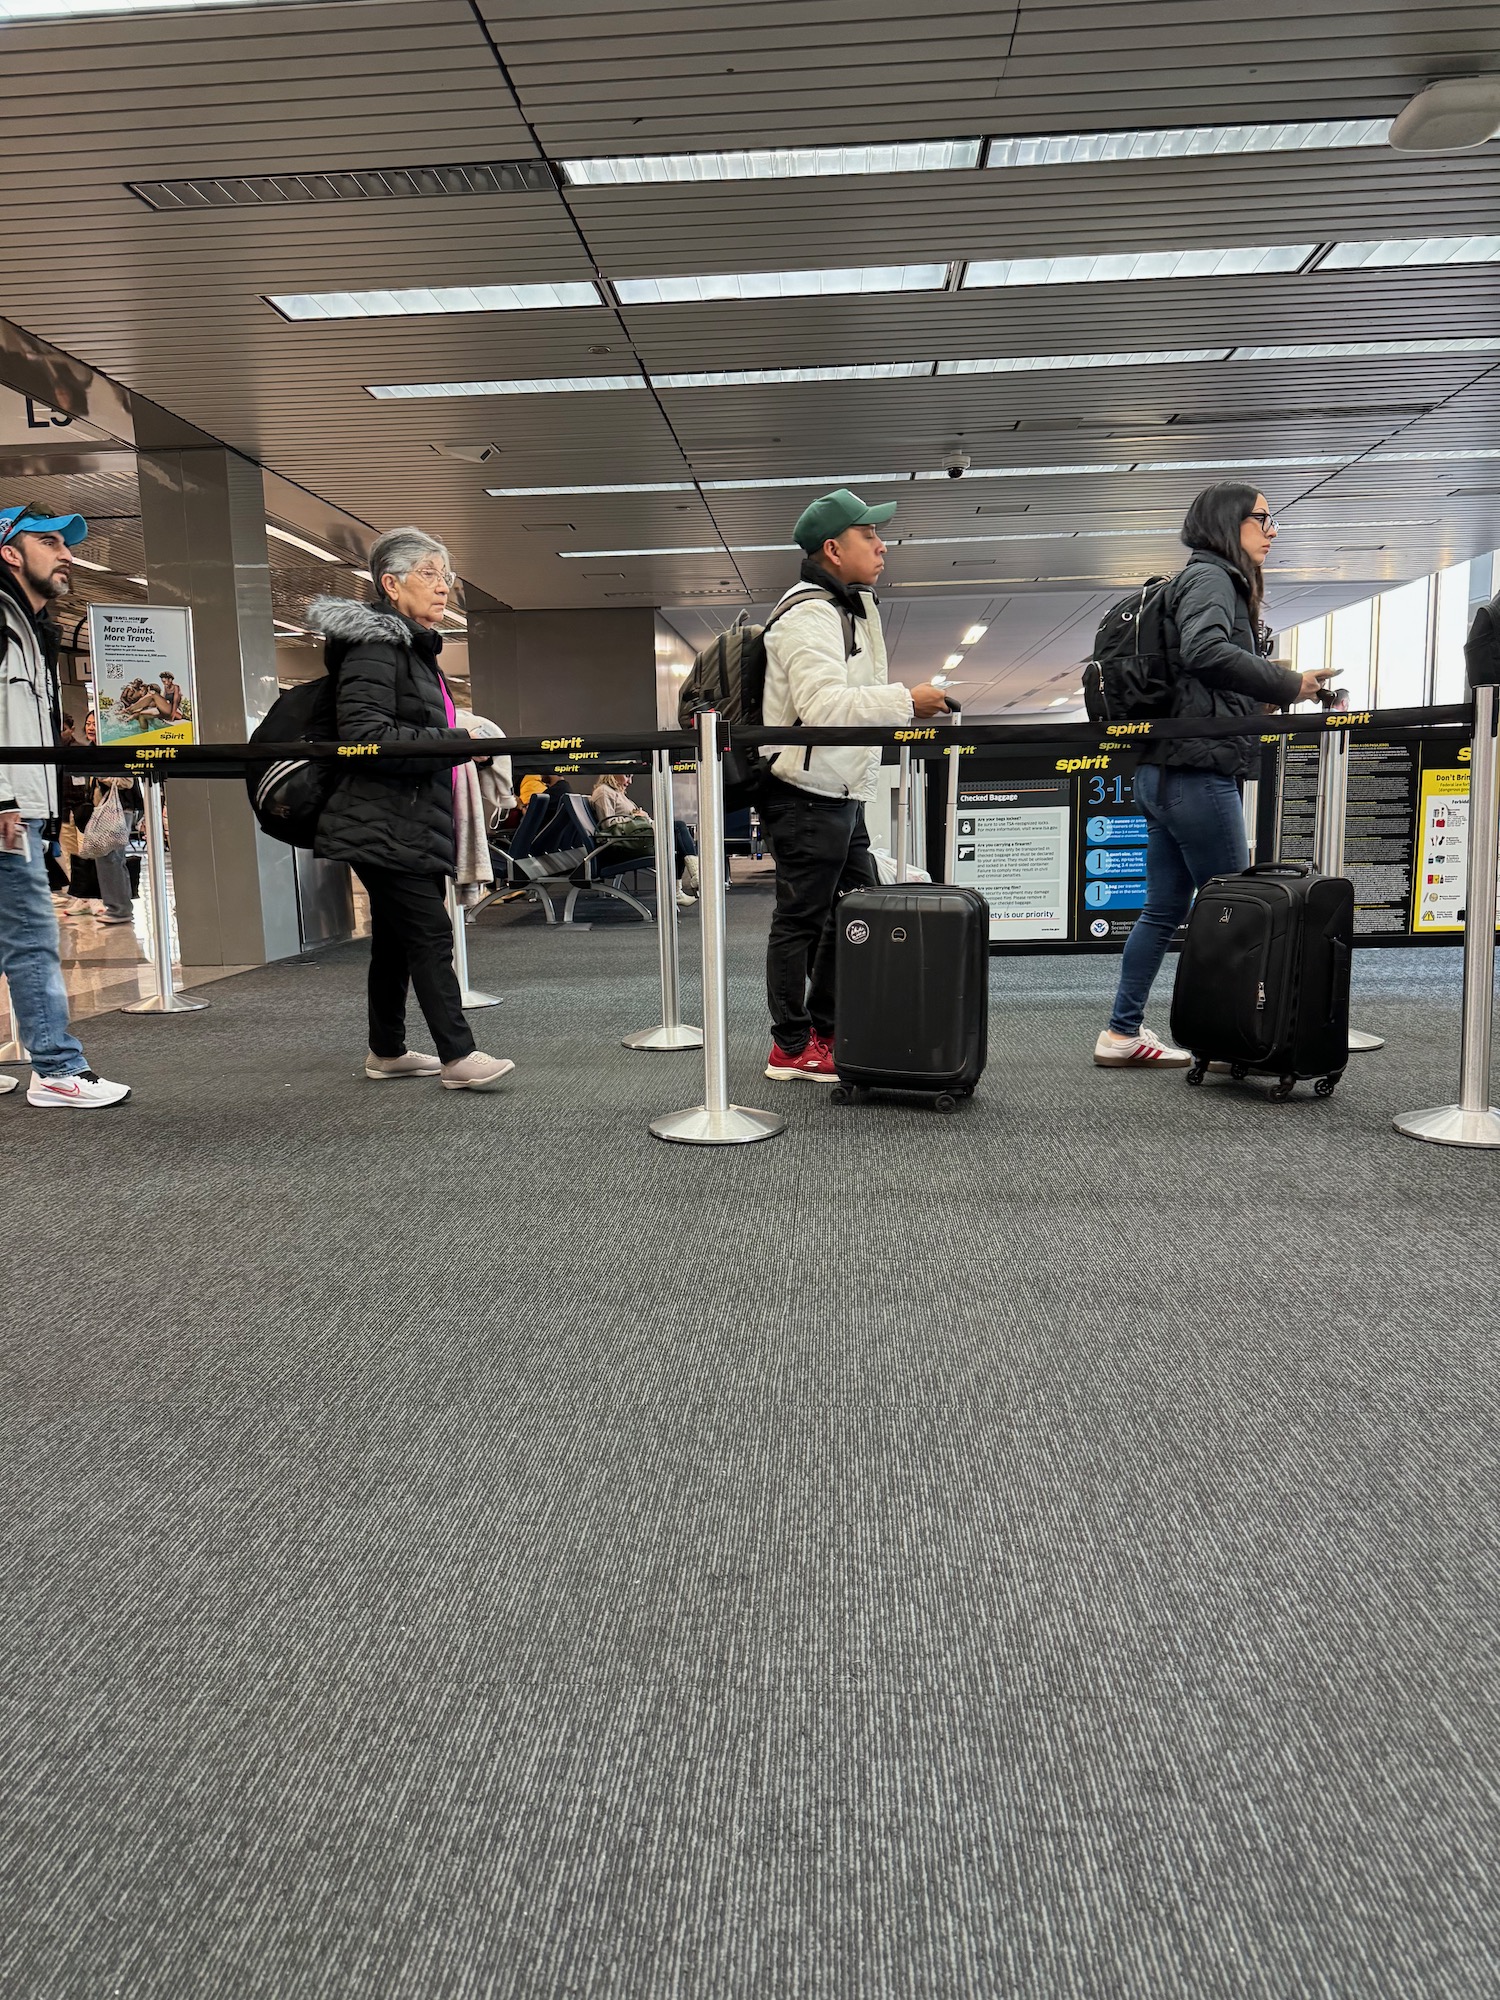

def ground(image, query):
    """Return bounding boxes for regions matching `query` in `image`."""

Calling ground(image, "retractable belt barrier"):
[4,696,1494,1150]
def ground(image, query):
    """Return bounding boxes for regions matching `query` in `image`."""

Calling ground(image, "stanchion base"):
[623,1023,704,1052]
[122,991,209,1014]
[1393,1104,1500,1149]
[650,1103,785,1146]
[1348,1028,1386,1052]
[460,988,503,1009]
[0,1040,29,1063]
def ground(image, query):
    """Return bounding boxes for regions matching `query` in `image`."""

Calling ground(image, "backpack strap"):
[764,586,857,660]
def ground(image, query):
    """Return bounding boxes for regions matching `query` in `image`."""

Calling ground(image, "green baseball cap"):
[792,487,898,553]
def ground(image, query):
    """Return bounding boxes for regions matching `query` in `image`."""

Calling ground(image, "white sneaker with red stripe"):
[1093,1026,1192,1068]
[27,1068,131,1108]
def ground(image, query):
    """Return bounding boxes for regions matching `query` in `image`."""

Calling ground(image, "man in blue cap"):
[759,487,948,1081]
[0,502,131,1107]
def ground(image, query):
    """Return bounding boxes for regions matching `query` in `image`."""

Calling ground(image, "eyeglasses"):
[1246,510,1278,531]
[408,562,454,585]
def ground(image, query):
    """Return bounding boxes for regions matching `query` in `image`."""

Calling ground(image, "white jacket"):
[761,581,913,802]
[0,585,58,820]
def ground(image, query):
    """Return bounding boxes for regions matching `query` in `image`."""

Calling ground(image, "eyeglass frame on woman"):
[1245,510,1278,532]
[406,560,454,585]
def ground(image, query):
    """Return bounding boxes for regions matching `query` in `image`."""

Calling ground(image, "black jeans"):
[353,865,474,1065]
[760,778,877,1053]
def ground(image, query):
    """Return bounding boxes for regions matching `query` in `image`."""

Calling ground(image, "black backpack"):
[677,587,853,808]
[1081,576,1179,723]
[246,674,339,847]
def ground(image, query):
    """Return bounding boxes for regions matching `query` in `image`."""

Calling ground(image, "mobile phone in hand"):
[0,820,30,859]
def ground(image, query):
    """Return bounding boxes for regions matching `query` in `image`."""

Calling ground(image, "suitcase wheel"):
[1314,1070,1343,1099]
[933,1092,959,1114]
[1270,1076,1298,1101]
[830,1084,854,1107]
[1230,1063,1249,1081]
[1186,1059,1208,1087]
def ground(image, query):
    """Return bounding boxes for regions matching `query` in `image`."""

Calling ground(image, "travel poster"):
[87,603,197,749]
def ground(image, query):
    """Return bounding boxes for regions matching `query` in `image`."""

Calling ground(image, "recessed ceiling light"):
[269,280,603,321]
[266,523,347,563]
[128,576,149,586]
[943,653,964,670]
[272,620,306,634]
[960,624,989,644]
[939,348,1232,374]
[1320,235,1500,270]
[963,245,1316,288]
[368,375,643,400]
[2,0,281,15]
[613,264,948,305]
[128,159,554,210]
[69,556,110,571]
[561,141,982,185]
[1232,337,1500,360]
[487,481,695,496]
[986,120,1391,167]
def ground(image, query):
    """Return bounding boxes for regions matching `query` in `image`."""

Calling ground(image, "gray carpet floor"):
[2,885,1497,2000]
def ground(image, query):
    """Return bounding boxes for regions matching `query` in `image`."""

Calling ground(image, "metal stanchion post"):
[909,759,928,875]
[0,979,26,1063]
[1314,730,1384,1052]
[943,743,962,881]
[1395,679,1500,1147]
[123,777,206,1015]
[1241,774,1260,864]
[624,747,703,1051]
[446,879,501,1008]
[894,745,911,883]
[651,710,783,1145]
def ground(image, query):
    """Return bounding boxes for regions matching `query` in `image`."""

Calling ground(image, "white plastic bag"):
[77,784,130,859]
[871,845,932,885]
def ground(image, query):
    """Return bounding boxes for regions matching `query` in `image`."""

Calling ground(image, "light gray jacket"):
[0,587,58,819]
[762,584,914,802]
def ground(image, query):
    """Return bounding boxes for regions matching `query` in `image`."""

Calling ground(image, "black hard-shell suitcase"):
[1169,861,1353,1099]
[832,884,989,1110]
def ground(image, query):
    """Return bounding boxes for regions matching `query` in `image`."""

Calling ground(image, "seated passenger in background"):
[590,771,700,905]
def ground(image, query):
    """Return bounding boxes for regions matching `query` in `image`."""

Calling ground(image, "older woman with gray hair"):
[306,528,514,1090]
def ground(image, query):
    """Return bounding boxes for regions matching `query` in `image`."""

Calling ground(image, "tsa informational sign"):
[87,603,197,749]
[953,772,1070,941]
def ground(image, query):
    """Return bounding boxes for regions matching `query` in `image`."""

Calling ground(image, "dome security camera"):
[944,450,971,480]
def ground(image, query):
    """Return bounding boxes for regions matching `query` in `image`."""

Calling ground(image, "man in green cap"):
[759,487,949,1081]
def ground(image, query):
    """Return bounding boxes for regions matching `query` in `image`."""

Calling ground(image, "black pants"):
[353,865,474,1065]
[760,778,877,1053]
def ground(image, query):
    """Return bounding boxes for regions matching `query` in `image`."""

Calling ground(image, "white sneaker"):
[1093,1026,1192,1068]
[27,1068,131,1108]
[440,1051,516,1091]
[0,1074,17,1096]
[675,887,695,908]
[681,854,700,895]
[365,1049,442,1080]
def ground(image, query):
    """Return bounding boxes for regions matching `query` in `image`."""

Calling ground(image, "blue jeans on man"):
[1108,764,1248,1036]
[0,819,88,1076]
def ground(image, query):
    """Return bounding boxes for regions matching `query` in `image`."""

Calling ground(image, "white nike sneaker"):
[1093,1026,1192,1068]
[27,1068,131,1108]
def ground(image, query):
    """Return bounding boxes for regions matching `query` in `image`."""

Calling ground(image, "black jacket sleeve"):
[335,641,469,777]
[1172,568,1301,706]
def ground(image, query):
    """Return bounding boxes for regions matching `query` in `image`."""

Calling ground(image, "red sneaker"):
[765,1034,837,1082]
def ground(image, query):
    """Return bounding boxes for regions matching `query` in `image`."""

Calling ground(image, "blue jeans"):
[1108,765,1248,1036]
[96,845,133,920]
[0,819,88,1076]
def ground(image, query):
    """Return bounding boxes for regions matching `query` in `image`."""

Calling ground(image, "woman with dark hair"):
[1095,482,1335,1067]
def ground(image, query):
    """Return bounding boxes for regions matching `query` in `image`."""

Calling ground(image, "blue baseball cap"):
[0,502,88,548]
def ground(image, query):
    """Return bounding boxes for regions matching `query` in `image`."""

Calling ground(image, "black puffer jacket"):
[1154,550,1302,778]
[306,596,469,876]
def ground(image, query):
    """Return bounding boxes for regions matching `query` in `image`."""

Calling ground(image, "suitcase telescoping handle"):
[1243,861,1314,878]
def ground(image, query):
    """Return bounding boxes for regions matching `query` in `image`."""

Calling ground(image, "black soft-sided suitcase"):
[1169,861,1353,1099]
[832,884,989,1110]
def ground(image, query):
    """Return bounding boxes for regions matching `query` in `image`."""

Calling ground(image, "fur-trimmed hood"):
[305,595,413,646]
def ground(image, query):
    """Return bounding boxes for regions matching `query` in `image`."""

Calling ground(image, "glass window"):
[1288,616,1328,680]
[1373,577,1430,708]
[1329,598,1374,707]
[1433,561,1472,703]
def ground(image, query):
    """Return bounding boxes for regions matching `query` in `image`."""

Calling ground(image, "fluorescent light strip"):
[613,265,947,305]
[964,244,1315,288]
[487,481,695,496]
[266,522,346,563]
[269,280,602,321]
[1234,337,1500,360]
[940,348,1231,373]
[700,473,908,491]
[368,376,643,400]
[69,556,109,571]
[987,120,1391,167]
[656,362,934,388]
[1,0,276,14]
[562,141,981,184]
[1322,236,1500,270]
